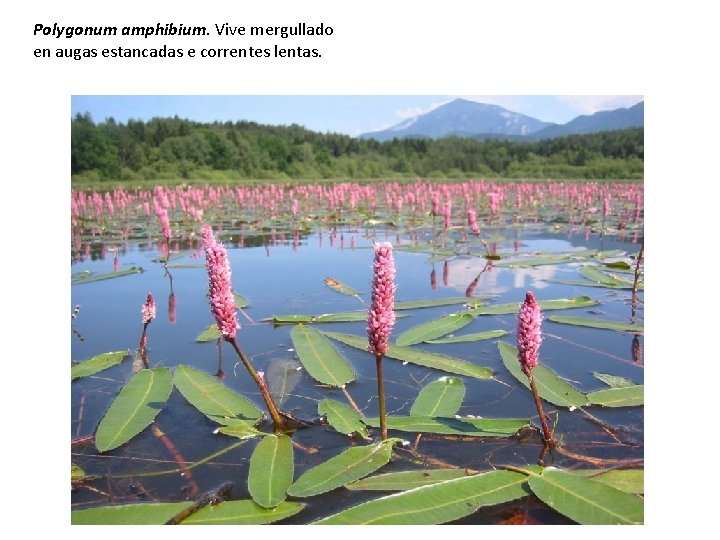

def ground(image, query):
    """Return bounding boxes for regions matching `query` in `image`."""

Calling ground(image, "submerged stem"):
[376,354,387,441]
[527,371,555,450]
[228,337,287,432]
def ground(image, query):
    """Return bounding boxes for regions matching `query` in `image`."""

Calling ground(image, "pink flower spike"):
[141,292,156,324]
[517,291,542,374]
[202,224,239,340]
[367,242,396,357]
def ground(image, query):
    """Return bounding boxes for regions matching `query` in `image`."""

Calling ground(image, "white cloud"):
[394,101,447,119]
[555,95,644,115]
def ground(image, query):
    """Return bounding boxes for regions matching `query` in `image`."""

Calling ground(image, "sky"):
[71,95,644,136]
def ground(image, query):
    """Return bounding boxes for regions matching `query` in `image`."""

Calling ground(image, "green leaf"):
[324,276,362,298]
[71,463,86,480]
[315,470,529,525]
[215,420,263,439]
[589,469,644,494]
[580,265,628,286]
[290,325,356,386]
[165,263,205,269]
[287,439,398,497]
[495,255,575,267]
[345,469,470,491]
[363,416,528,437]
[234,293,249,308]
[528,467,643,524]
[173,365,263,424]
[426,329,508,344]
[602,260,632,270]
[592,371,635,388]
[410,376,465,417]
[396,313,475,346]
[268,311,408,324]
[498,342,588,407]
[587,385,644,407]
[318,400,368,438]
[71,503,194,524]
[323,331,494,379]
[248,434,294,508]
[71,350,129,380]
[195,323,222,342]
[95,368,172,452]
[548,315,643,334]
[71,266,144,285]
[394,297,488,310]
[463,296,599,316]
[181,500,306,524]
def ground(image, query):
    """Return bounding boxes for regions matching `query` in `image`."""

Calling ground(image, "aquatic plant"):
[367,242,396,440]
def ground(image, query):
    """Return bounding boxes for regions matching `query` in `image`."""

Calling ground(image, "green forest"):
[71,113,644,183]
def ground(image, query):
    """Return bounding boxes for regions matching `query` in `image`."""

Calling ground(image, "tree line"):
[71,113,644,182]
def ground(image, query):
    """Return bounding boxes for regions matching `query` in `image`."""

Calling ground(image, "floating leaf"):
[195,323,222,342]
[173,365,263,424]
[396,313,475,346]
[527,467,643,524]
[95,368,173,452]
[587,385,644,407]
[71,503,194,524]
[71,266,144,285]
[165,263,205,269]
[463,296,599,316]
[323,332,493,379]
[215,420,263,439]
[602,260,632,270]
[426,329,508,344]
[588,469,644,494]
[580,265,629,286]
[315,470,529,525]
[318,400,368,438]
[290,325,355,386]
[268,311,408,324]
[548,315,643,334]
[181,500,306,525]
[248,434,294,508]
[266,358,303,406]
[394,297,488,310]
[495,255,575,267]
[498,342,588,407]
[71,463,86,480]
[363,416,528,437]
[592,372,635,388]
[345,469,470,491]
[324,277,362,298]
[234,293,249,308]
[287,439,398,498]
[71,350,129,380]
[410,376,465,417]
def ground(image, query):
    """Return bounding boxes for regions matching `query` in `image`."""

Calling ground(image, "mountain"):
[360,99,644,141]
[359,99,554,141]
[528,101,644,139]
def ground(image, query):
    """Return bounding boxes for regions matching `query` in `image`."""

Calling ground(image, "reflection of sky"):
[442,258,557,295]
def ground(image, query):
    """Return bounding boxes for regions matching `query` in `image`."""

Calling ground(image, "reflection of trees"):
[438,258,557,295]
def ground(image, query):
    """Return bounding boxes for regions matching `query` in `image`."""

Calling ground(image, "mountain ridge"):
[360,99,644,141]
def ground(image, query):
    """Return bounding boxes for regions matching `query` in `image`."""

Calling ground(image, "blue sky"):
[71,95,643,137]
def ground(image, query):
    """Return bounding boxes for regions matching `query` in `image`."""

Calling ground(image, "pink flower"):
[467,208,481,236]
[202,224,239,339]
[367,242,396,357]
[141,292,156,324]
[517,291,542,374]
[157,207,171,240]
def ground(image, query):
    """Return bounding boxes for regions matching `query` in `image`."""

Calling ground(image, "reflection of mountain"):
[442,257,557,295]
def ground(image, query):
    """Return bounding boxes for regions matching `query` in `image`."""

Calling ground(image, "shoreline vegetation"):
[71,114,643,188]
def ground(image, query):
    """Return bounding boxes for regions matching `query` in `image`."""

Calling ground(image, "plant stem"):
[527,371,555,449]
[228,337,287,432]
[138,322,149,369]
[632,241,644,310]
[376,354,388,441]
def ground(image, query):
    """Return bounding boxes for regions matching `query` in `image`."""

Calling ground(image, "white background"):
[3,0,717,535]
